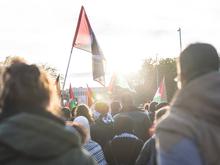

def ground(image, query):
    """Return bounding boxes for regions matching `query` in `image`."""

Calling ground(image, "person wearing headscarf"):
[74,116,107,165]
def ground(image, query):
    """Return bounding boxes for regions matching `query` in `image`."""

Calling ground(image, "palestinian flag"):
[72,6,105,86]
[153,77,167,103]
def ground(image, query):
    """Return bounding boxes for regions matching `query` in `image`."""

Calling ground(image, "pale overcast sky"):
[0,0,219,88]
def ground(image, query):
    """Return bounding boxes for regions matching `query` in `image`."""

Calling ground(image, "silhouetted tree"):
[129,58,177,105]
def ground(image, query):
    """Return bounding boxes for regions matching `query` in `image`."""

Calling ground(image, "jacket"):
[135,135,156,165]
[114,107,151,141]
[104,133,143,165]
[156,72,220,165]
[0,113,96,165]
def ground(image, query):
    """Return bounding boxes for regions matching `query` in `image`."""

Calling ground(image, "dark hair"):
[110,101,121,116]
[179,43,219,84]
[149,101,158,113]
[62,107,71,121]
[0,60,60,119]
[114,116,134,135]
[143,103,149,110]
[120,92,133,107]
[75,104,94,124]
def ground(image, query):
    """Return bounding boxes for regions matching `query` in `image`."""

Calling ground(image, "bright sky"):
[0,0,219,88]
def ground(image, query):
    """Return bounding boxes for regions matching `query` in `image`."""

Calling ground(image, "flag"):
[69,98,78,110]
[153,77,167,103]
[69,83,75,100]
[55,74,61,96]
[72,6,105,86]
[86,84,95,107]
[108,73,135,93]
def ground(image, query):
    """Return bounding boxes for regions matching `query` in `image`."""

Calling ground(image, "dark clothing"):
[91,117,114,149]
[104,133,143,165]
[158,138,202,165]
[156,72,220,165]
[114,107,151,141]
[0,113,96,165]
[136,135,156,165]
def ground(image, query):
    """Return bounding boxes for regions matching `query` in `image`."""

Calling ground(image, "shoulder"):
[157,137,203,165]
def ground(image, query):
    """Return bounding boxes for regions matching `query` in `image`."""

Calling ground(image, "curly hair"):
[75,104,94,124]
[0,59,60,117]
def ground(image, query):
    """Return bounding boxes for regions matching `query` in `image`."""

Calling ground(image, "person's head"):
[110,101,121,116]
[149,106,168,136]
[114,116,134,135]
[75,104,94,123]
[120,92,134,111]
[149,101,158,113]
[73,116,90,143]
[176,43,219,88]
[62,107,71,121]
[94,101,109,117]
[0,59,60,118]
[143,102,149,111]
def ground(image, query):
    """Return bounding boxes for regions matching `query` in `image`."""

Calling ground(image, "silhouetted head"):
[114,116,134,135]
[143,102,149,111]
[149,101,158,113]
[62,107,71,121]
[120,92,134,111]
[110,101,121,116]
[176,43,219,88]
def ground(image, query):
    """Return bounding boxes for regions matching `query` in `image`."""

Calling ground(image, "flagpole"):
[155,54,159,88]
[177,27,182,52]
[62,47,73,90]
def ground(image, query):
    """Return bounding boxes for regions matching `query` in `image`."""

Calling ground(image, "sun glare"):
[107,57,141,76]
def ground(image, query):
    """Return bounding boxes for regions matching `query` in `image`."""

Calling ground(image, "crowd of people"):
[0,42,219,165]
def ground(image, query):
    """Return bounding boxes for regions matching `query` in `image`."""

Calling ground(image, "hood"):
[0,113,80,158]
[171,71,220,126]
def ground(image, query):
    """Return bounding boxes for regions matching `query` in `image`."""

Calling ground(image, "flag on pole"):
[153,77,167,103]
[69,83,75,100]
[55,74,61,96]
[72,6,105,86]
[86,84,95,107]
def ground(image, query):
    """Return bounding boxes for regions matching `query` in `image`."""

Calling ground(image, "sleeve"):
[156,132,203,165]
[135,137,155,165]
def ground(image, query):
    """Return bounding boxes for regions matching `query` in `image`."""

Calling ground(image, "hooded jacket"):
[0,113,96,165]
[114,106,151,141]
[156,72,220,165]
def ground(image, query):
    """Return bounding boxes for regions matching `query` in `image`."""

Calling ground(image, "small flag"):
[69,83,75,100]
[69,98,78,110]
[153,77,167,103]
[72,6,105,86]
[55,74,61,96]
[86,84,95,107]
